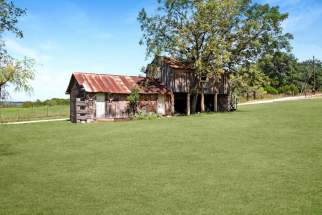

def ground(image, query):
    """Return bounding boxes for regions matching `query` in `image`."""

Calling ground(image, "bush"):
[131,109,161,120]
[44,98,70,106]
[255,87,267,99]
[22,98,70,107]
[289,84,299,95]
[278,84,299,95]
[22,101,33,108]
[264,85,279,95]
[127,88,140,114]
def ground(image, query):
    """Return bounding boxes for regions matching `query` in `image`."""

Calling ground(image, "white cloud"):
[4,38,52,64]
[283,6,322,33]
[6,66,71,101]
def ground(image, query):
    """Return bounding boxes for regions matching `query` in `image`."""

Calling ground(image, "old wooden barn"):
[66,56,231,123]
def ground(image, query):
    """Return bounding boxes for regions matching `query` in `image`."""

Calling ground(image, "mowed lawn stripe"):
[0,99,322,215]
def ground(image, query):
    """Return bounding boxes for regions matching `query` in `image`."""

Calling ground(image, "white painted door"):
[157,95,165,115]
[96,93,106,118]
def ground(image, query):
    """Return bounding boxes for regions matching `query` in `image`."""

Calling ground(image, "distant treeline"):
[234,55,322,100]
[22,98,70,108]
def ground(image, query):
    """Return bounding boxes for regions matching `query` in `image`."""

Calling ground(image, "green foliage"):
[44,98,70,106]
[264,85,279,95]
[22,98,70,108]
[230,64,269,97]
[255,87,267,99]
[297,59,322,92]
[0,57,35,93]
[131,109,161,120]
[0,0,26,37]
[258,53,322,94]
[138,0,292,96]
[278,84,299,95]
[127,87,140,114]
[0,1,34,100]
[258,52,299,88]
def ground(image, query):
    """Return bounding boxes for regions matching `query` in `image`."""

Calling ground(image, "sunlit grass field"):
[0,105,69,122]
[0,99,321,215]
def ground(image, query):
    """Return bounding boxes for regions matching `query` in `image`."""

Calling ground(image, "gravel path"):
[239,94,322,106]
[1,118,69,125]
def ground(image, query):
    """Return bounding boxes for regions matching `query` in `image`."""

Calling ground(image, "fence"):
[0,105,69,123]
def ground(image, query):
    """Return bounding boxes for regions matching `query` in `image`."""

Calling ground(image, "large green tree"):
[258,52,299,88]
[138,0,292,113]
[230,63,269,100]
[0,0,35,100]
[297,59,322,93]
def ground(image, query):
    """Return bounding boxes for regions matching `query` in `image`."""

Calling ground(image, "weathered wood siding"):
[106,94,129,119]
[104,93,172,119]
[147,59,229,95]
[69,81,78,123]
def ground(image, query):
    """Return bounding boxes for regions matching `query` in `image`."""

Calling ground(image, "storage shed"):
[66,73,173,123]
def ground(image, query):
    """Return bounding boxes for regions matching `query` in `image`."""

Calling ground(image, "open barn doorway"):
[191,94,214,113]
[174,93,187,114]
[204,94,214,112]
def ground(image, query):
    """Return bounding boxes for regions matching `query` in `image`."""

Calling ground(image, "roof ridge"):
[73,72,143,78]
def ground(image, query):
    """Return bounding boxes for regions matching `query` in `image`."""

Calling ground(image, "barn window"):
[114,95,119,101]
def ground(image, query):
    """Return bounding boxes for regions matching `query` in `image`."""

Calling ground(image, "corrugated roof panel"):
[70,72,170,94]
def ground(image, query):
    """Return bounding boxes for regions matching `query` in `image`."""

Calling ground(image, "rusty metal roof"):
[66,72,170,94]
[162,56,193,70]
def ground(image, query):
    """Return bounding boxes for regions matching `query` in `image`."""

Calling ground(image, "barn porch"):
[173,92,230,114]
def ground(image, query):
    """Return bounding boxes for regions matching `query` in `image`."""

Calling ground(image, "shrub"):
[22,98,70,107]
[131,109,161,120]
[127,88,140,114]
[264,85,279,95]
[289,84,299,95]
[22,101,33,108]
[278,84,299,95]
[255,87,267,99]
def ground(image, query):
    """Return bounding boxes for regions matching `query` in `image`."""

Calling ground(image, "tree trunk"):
[214,93,218,112]
[186,93,190,116]
[0,85,3,101]
[246,93,250,101]
[253,91,256,100]
[200,90,205,112]
[191,94,198,114]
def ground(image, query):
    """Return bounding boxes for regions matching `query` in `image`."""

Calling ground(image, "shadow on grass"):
[0,144,16,156]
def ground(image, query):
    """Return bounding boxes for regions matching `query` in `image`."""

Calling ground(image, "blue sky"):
[5,0,322,101]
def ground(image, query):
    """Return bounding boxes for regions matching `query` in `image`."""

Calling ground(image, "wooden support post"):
[171,93,175,115]
[186,93,190,116]
[214,93,218,112]
[200,91,205,112]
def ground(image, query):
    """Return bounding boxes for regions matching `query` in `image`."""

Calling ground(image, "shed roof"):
[162,56,193,70]
[66,72,170,94]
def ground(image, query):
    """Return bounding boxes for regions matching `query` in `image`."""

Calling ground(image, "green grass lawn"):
[0,99,322,215]
[0,105,69,123]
